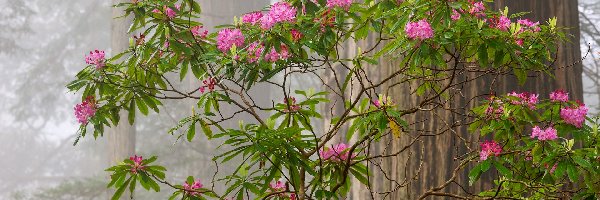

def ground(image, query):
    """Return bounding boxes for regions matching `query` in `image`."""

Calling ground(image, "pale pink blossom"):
[560,104,588,128]
[242,12,264,25]
[493,16,511,31]
[517,18,541,32]
[264,45,290,62]
[85,50,106,69]
[247,42,264,63]
[74,96,96,124]
[191,26,208,38]
[451,9,461,21]
[405,19,434,40]
[183,179,203,196]
[319,143,356,162]
[129,155,145,173]
[260,2,296,30]
[531,126,558,141]
[469,2,486,17]
[217,28,245,53]
[269,181,286,193]
[480,140,502,161]
[165,7,177,19]
[507,92,538,109]
[326,0,352,10]
[550,89,569,102]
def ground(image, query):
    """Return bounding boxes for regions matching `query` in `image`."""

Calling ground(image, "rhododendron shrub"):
[67,0,599,199]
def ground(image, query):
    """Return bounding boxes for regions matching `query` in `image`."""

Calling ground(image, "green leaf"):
[573,156,592,169]
[136,97,149,115]
[112,177,132,200]
[187,121,196,142]
[567,164,578,182]
[468,164,483,186]
[128,100,136,125]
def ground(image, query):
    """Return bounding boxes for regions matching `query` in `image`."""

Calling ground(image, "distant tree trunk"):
[349,1,583,199]
[107,0,136,174]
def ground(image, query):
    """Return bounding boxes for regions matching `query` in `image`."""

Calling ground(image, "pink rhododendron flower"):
[183,179,203,196]
[515,38,524,46]
[247,42,264,63]
[480,140,502,161]
[451,9,461,21]
[260,2,296,30]
[405,19,434,40]
[270,181,286,192]
[129,155,145,173]
[283,97,300,112]
[326,0,352,10]
[152,9,161,14]
[550,89,569,102]
[560,104,588,128]
[74,96,96,124]
[199,77,216,93]
[291,29,303,41]
[165,7,176,19]
[319,143,356,162]
[493,16,511,31]
[217,28,245,53]
[85,50,106,69]
[373,95,393,108]
[507,92,539,109]
[242,12,263,25]
[485,105,504,118]
[264,45,290,62]
[191,26,208,38]
[469,1,486,17]
[517,18,541,32]
[531,126,558,141]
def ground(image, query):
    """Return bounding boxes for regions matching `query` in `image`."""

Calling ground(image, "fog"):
[0,0,599,199]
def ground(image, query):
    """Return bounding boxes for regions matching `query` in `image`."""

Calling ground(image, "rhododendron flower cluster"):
[517,19,541,32]
[451,9,461,21]
[469,1,486,17]
[492,16,511,31]
[74,96,96,124]
[217,28,245,53]
[183,179,203,196]
[247,42,264,63]
[326,0,352,10]
[290,29,303,41]
[260,2,296,30]
[549,89,569,102]
[153,6,177,19]
[531,126,558,141]
[507,92,539,109]
[560,104,588,128]
[479,140,502,161]
[283,97,300,112]
[485,105,504,118]
[319,143,356,162]
[129,155,145,173]
[191,26,208,38]
[242,12,263,25]
[404,19,433,40]
[85,50,106,69]
[264,45,290,62]
[199,77,216,93]
[270,181,286,192]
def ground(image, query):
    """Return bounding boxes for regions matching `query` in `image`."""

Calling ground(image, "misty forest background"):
[1,0,599,199]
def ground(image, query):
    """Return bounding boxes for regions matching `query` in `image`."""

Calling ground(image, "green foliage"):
[66,0,591,199]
